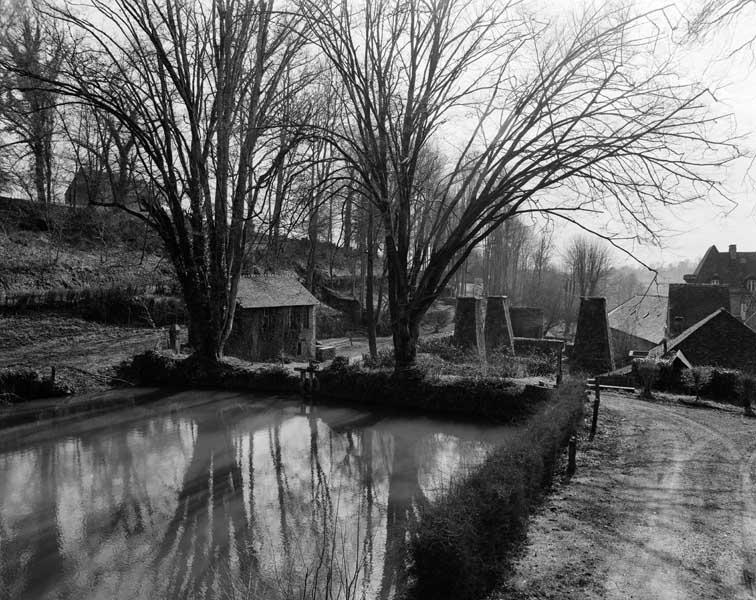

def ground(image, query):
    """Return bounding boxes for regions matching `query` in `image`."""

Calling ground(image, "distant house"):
[684,244,756,328]
[64,168,154,210]
[649,308,756,373]
[224,275,319,362]
[608,285,732,365]
[667,283,730,337]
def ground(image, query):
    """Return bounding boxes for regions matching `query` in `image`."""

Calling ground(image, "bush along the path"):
[0,367,70,403]
[408,378,585,600]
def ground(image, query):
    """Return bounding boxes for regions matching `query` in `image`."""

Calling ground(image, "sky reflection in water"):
[0,390,513,599]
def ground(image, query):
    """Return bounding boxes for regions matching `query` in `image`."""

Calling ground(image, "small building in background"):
[64,168,154,210]
[225,275,318,362]
[650,308,756,373]
[683,244,756,329]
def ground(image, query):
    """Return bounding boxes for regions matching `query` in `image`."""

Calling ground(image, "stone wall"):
[513,337,565,356]
[510,307,545,339]
[225,304,315,361]
[572,297,614,374]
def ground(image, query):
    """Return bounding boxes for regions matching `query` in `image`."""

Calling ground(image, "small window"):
[711,278,720,285]
[747,279,756,293]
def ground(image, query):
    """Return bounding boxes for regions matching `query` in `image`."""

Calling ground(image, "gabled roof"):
[236,274,318,309]
[608,293,668,344]
[657,307,727,355]
[687,245,756,288]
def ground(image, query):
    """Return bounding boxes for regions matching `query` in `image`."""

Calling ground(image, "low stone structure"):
[454,297,485,358]
[510,307,545,339]
[572,297,614,374]
[484,295,515,353]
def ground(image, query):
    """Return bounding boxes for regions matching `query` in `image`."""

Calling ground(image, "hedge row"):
[116,351,300,393]
[408,378,585,600]
[316,356,553,421]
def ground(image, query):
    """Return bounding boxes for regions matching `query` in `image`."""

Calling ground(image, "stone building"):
[225,275,318,362]
[650,308,756,373]
[683,244,756,328]
[64,168,154,210]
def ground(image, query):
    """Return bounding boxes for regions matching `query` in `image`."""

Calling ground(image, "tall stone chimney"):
[454,297,485,359]
[730,244,737,264]
[485,296,515,354]
[572,297,614,374]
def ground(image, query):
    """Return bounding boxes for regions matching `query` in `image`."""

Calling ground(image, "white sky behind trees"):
[551,0,756,268]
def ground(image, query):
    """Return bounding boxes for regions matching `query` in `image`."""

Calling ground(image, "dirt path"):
[499,392,756,600]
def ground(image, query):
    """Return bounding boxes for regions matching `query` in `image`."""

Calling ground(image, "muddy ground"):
[0,313,163,392]
[499,392,756,600]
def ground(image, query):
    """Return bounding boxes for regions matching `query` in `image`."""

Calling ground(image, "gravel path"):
[499,392,756,599]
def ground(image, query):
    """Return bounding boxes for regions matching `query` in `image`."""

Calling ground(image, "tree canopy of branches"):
[303,0,737,372]
[7,0,306,363]
[0,0,63,203]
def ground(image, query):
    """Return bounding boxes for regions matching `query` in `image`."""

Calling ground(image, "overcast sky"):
[555,0,756,268]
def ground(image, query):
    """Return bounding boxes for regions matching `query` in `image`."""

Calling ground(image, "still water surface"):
[0,389,513,599]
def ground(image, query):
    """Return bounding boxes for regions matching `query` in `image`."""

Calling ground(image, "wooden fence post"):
[589,380,601,441]
[567,436,577,475]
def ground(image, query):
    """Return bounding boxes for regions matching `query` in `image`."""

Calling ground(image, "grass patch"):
[408,378,585,600]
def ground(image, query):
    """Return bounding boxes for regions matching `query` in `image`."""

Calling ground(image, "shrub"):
[361,348,395,369]
[739,374,756,415]
[409,378,585,600]
[0,367,69,402]
[681,366,713,400]
[704,368,741,401]
[633,358,660,398]
[422,308,451,333]
[416,336,475,363]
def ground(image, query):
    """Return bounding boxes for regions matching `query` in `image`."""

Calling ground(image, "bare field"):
[0,313,163,392]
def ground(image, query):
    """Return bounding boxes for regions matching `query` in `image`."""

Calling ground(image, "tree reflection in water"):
[0,394,505,600]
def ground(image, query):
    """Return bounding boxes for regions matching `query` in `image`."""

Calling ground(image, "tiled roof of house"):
[657,308,726,354]
[608,293,668,344]
[236,275,319,309]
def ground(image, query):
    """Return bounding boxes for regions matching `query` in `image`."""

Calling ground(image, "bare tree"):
[565,235,612,298]
[0,0,63,203]
[303,0,737,373]
[688,0,755,52]
[4,0,307,364]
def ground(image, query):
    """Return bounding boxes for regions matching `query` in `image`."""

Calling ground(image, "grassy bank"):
[409,378,585,600]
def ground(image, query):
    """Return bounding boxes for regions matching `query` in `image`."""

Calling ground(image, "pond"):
[0,389,515,600]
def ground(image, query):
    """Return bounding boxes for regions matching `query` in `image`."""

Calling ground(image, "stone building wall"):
[226,304,315,362]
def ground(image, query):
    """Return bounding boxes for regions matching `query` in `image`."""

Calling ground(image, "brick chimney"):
[730,244,737,264]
